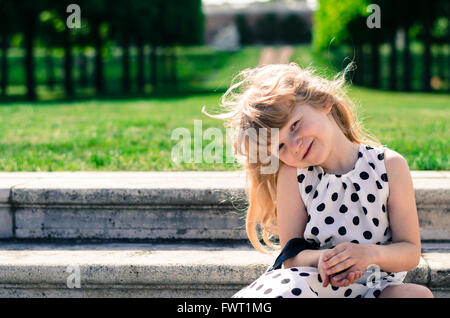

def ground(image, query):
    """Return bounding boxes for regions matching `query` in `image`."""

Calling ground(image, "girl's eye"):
[278,120,300,151]
[290,120,299,131]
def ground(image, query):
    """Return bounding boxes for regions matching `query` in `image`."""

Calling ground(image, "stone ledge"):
[0,171,448,240]
[0,242,448,297]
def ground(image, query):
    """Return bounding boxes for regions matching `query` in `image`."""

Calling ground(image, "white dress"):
[233,143,407,298]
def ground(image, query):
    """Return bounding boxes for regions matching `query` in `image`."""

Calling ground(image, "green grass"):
[0,86,448,171]
[0,45,448,171]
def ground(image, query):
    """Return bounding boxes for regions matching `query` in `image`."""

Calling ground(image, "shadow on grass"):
[0,86,228,106]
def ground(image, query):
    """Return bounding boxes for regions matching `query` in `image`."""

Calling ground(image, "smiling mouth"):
[302,140,313,160]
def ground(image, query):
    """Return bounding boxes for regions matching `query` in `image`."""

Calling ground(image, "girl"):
[203,62,433,298]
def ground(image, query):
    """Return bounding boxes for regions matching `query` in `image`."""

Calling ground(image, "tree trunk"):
[389,30,397,91]
[170,46,177,89]
[45,47,55,90]
[63,30,74,98]
[354,43,363,85]
[0,35,8,97]
[121,34,131,93]
[423,4,432,92]
[370,41,380,89]
[150,44,158,91]
[94,21,104,94]
[136,39,145,93]
[24,15,37,101]
[403,26,411,91]
[79,49,88,88]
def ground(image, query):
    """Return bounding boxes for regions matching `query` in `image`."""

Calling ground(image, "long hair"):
[203,62,381,253]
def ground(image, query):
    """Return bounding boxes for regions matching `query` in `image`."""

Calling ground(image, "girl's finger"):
[323,251,349,270]
[323,244,346,261]
[319,267,329,287]
[326,258,354,276]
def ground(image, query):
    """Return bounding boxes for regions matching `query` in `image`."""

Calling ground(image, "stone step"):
[0,241,448,298]
[0,171,449,241]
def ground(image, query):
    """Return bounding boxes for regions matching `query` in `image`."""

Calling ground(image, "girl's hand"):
[317,249,332,287]
[321,242,376,286]
[317,248,363,288]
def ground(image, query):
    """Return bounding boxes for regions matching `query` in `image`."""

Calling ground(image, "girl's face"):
[275,104,334,168]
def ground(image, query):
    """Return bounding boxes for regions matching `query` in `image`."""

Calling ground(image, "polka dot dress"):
[233,144,407,298]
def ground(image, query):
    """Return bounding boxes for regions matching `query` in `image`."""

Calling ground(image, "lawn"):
[0,86,448,171]
[0,45,448,171]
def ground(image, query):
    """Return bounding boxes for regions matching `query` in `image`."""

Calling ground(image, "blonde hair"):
[203,62,381,253]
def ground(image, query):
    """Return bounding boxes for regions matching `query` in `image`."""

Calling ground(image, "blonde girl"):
[203,62,433,298]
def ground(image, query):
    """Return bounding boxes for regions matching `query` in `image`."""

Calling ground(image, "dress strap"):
[267,238,320,272]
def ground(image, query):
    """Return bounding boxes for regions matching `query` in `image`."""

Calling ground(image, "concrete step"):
[0,241,448,298]
[0,171,449,241]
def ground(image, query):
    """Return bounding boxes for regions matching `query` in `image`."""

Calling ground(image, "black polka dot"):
[297,174,305,183]
[338,226,347,235]
[324,236,333,243]
[272,273,281,279]
[351,240,359,244]
[358,151,363,158]
[318,173,322,180]
[331,192,338,201]
[276,296,283,298]
[331,286,339,291]
[353,183,360,191]
[339,204,348,213]
[382,204,386,212]
[342,182,347,190]
[325,216,334,224]
[264,288,272,294]
[299,272,310,277]
[360,172,369,180]
[351,193,359,202]
[367,194,376,203]
[373,289,381,298]
[344,289,352,297]
[290,268,299,272]
[307,214,311,223]
[363,231,372,240]
[381,173,388,182]
[317,275,322,283]
[353,216,360,225]
[355,295,362,298]
[311,227,319,235]
[376,180,383,189]
[335,174,341,178]
[313,190,319,199]
[305,185,313,194]
[281,278,290,284]
[317,203,325,211]
[291,288,302,296]
[362,206,368,215]
[369,162,376,169]
[366,146,374,150]
[377,153,384,161]
[372,218,379,226]
[256,284,263,291]
[308,166,314,171]
[326,183,329,188]
[384,227,389,236]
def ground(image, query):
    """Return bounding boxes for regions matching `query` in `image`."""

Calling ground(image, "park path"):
[258,46,293,66]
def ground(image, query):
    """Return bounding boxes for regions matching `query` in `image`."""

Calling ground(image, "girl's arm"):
[323,149,421,279]
[370,149,421,271]
[276,164,310,269]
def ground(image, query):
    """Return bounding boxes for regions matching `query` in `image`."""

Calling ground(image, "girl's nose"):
[290,137,303,154]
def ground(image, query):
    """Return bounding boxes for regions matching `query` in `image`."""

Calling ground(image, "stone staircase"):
[0,171,448,298]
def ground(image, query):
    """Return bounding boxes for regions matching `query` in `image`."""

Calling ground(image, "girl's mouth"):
[302,140,313,160]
